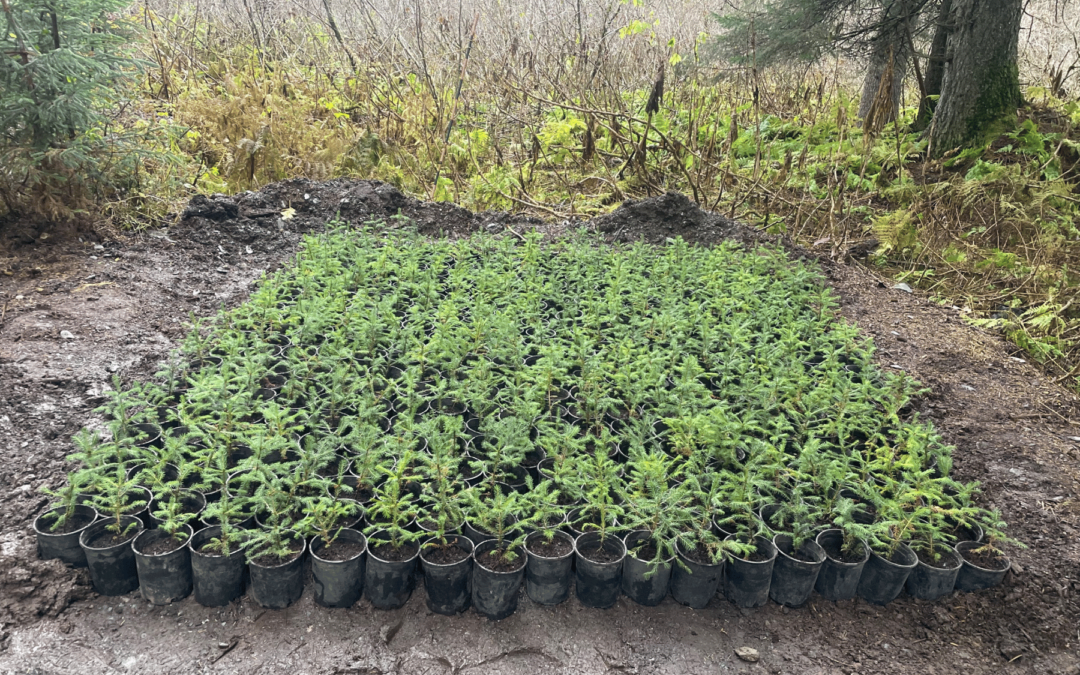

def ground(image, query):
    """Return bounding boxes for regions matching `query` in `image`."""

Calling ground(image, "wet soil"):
[737,549,774,564]
[476,548,526,573]
[628,540,659,562]
[250,546,304,568]
[915,548,960,570]
[35,510,93,535]
[422,543,471,566]
[680,543,722,566]
[527,536,573,559]
[370,543,419,563]
[0,178,1078,674]
[136,534,187,556]
[84,529,139,549]
[578,544,622,564]
[962,547,1012,571]
[315,539,366,563]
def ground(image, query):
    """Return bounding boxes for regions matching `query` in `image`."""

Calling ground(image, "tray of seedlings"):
[34,224,1018,615]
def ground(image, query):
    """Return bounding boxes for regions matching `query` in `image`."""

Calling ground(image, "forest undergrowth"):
[6,1,1080,391]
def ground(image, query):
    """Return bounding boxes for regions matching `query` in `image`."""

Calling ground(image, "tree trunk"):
[915,0,953,129]
[928,0,1022,155]
[857,0,920,124]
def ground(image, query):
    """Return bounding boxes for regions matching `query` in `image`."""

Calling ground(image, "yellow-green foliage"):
[40,6,1080,388]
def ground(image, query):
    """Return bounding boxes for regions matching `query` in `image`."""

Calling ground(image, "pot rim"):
[954,540,1011,573]
[675,537,724,568]
[868,542,918,570]
[574,531,626,566]
[187,525,248,559]
[524,530,576,560]
[132,524,194,558]
[79,516,143,551]
[419,534,474,567]
[815,528,870,566]
[724,533,778,564]
[33,504,97,538]
[366,529,421,564]
[473,539,526,573]
[914,543,963,571]
[771,533,825,565]
[249,533,307,569]
[310,528,368,564]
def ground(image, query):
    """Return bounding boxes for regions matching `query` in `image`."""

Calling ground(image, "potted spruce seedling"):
[765,496,827,608]
[856,494,919,606]
[522,480,576,606]
[132,491,196,605]
[954,510,1022,592]
[363,452,423,610]
[668,472,740,609]
[80,463,148,595]
[573,449,627,609]
[902,500,965,601]
[304,496,368,608]
[463,486,528,620]
[619,451,688,606]
[35,462,97,567]
[815,499,874,602]
[188,491,250,607]
[714,458,779,609]
[417,432,473,615]
[245,502,307,610]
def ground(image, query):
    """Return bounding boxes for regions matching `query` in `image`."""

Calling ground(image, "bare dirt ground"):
[0,181,1077,675]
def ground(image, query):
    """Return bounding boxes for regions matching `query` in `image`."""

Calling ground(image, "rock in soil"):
[735,646,760,662]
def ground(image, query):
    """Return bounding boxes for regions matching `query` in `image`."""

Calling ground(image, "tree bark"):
[915,0,953,129]
[857,0,921,124]
[928,0,1022,155]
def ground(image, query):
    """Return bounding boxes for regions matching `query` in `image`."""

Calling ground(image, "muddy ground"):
[0,180,1077,675]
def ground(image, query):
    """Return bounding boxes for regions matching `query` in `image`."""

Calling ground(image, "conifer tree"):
[0,0,142,216]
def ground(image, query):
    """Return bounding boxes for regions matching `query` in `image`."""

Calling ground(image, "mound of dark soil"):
[178,178,545,258]
[590,191,770,248]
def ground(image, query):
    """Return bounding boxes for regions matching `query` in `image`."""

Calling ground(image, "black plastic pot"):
[905,545,961,601]
[365,531,420,610]
[621,530,673,607]
[670,540,724,609]
[34,504,97,567]
[310,529,367,608]
[524,530,575,605]
[132,525,193,605]
[249,532,307,609]
[857,543,917,605]
[472,540,526,620]
[954,541,1011,592]
[420,535,474,615]
[724,535,777,608]
[814,529,870,602]
[79,516,144,596]
[189,526,247,607]
[574,532,625,609]
[769,534,825,608]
